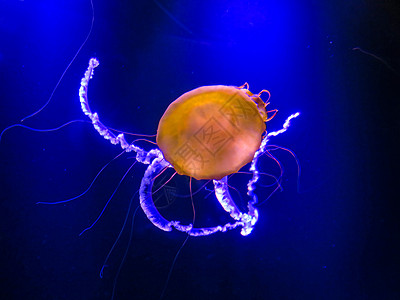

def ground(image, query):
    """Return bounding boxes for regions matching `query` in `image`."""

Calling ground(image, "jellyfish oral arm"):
[79,59,137,153]
[79,58,160,164]
[79,58,300,236]
[247,112,301,206]
[213,177,258,236]
[79,58,128,148]
[139,156,247,236]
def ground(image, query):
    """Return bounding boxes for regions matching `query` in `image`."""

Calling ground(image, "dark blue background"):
[0,0,399,299]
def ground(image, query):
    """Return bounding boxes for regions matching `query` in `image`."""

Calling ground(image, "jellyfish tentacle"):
[139,156,251,236]
[256,89,271,102]
[266,109,278,122]
[139,155,173,232]
[79,59,125,147]
[248,112,300,206]
[213,177,258,236]
[267,112,300,138]
[237,82,249,90]
[79,58,152,160]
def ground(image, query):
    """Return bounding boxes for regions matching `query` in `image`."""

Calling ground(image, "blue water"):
[0,0,399,299]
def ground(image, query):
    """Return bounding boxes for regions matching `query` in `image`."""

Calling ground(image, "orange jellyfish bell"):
[156,84,271,180]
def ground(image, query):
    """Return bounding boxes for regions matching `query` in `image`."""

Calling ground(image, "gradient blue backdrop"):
[0,0,399,299]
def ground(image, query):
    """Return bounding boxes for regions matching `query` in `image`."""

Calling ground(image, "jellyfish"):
[79,58,299,237]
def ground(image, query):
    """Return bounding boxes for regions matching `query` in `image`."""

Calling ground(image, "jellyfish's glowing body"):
[79,58,299,236]
[157,85,267,180]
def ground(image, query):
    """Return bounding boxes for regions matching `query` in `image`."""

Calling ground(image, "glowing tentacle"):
[247,112,300,205]
[213,177,258,236]
[139,157,247,236]
[79,58,154,163]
